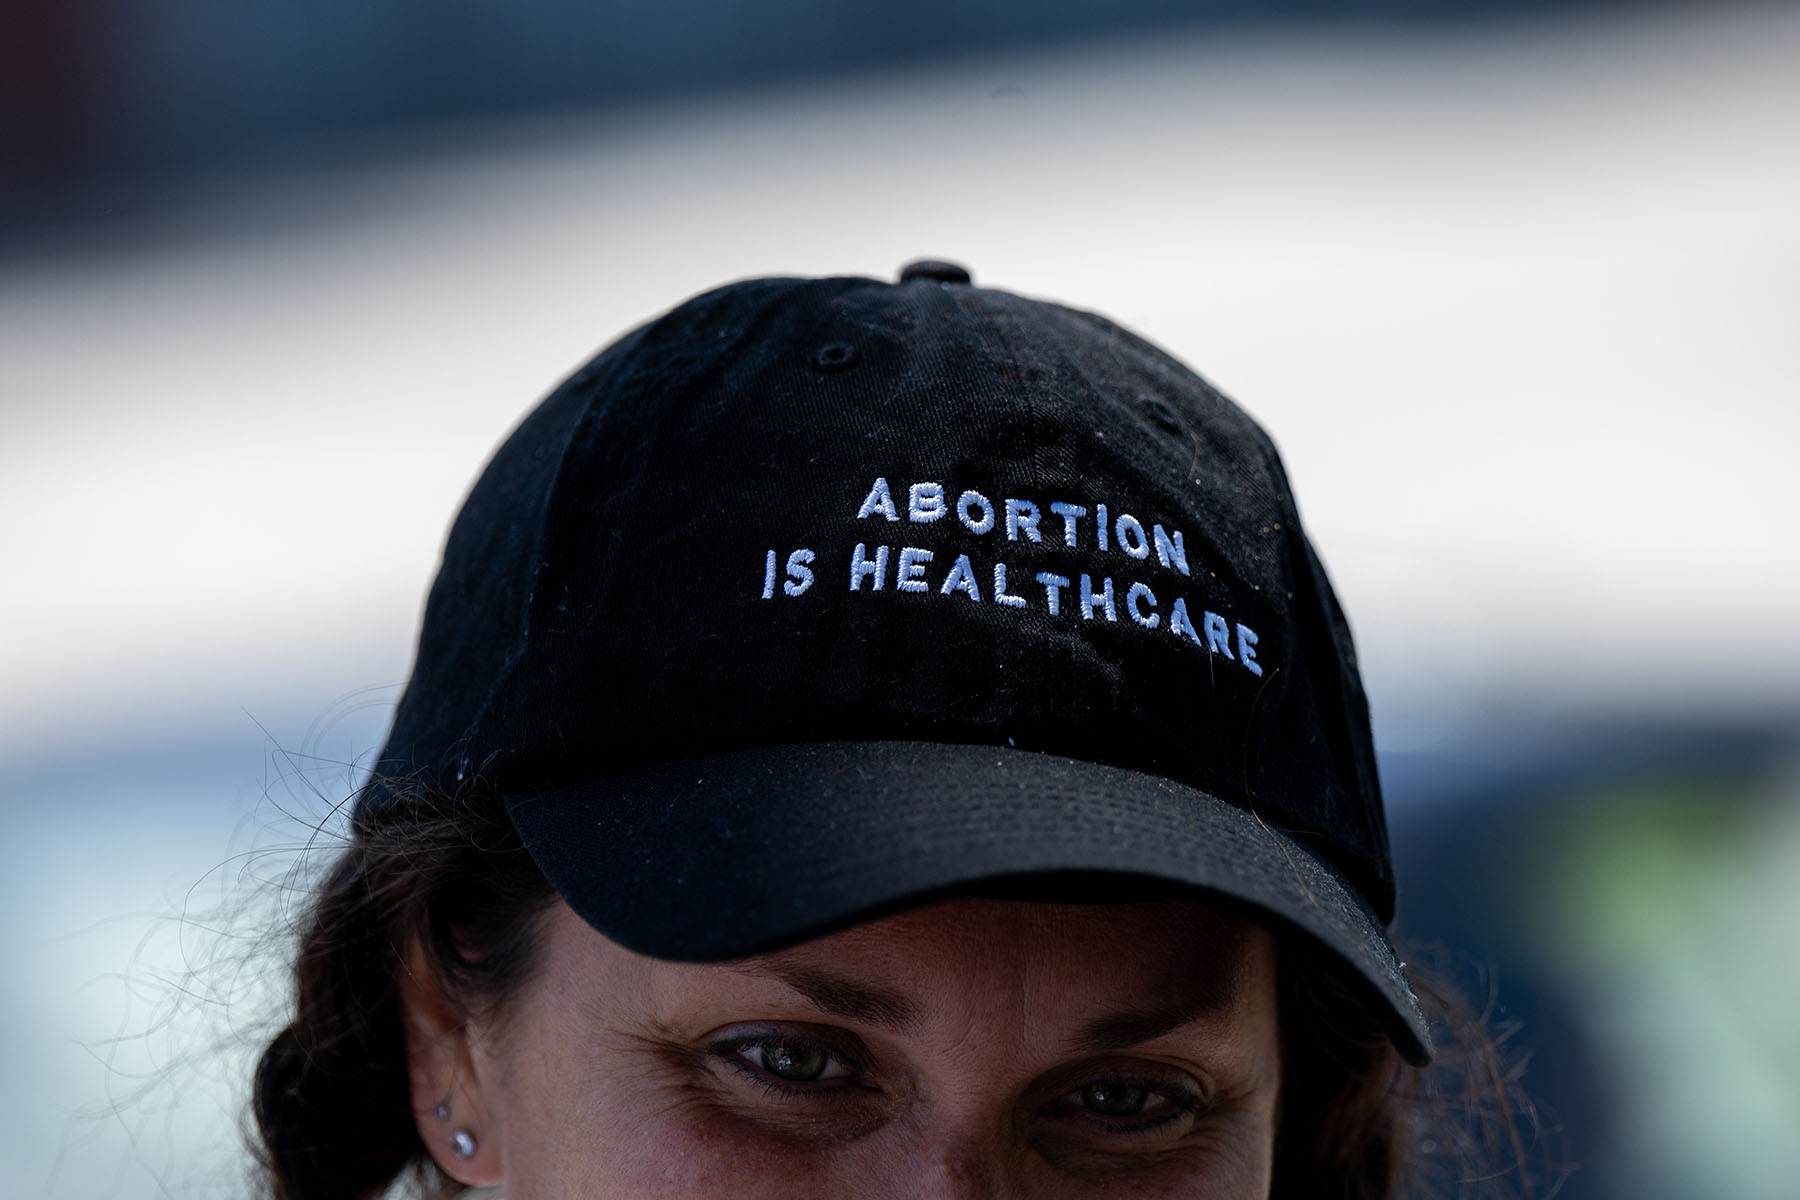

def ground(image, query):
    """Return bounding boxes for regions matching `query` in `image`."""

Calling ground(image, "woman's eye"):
[734,1039,852,1084]
[1079,1081,1150,1116]
[1043,1072,1203,1135]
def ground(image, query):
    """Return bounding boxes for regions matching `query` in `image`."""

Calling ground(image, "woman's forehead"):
[741,899,1274,1040]
[551,896,1275,1027]
[753,896,1264,970]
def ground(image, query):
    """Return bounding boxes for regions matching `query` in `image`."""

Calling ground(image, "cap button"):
[898,259,972,285]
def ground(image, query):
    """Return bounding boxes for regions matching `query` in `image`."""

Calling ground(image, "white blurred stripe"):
[2,3,1798,772]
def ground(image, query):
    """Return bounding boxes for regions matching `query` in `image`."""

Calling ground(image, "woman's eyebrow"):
[730,962,921,1031]
[1065,966,1245,1054]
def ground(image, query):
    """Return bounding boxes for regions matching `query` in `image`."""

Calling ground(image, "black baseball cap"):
[364,259,1431,1064]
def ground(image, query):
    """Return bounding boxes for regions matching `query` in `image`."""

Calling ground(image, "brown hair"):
[1273,944,1543,1199]
[253,778,1541,1199]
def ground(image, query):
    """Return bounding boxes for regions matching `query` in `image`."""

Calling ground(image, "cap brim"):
[506,739,1431,1065]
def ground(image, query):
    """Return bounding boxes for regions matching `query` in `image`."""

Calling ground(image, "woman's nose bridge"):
[905,1134,998,1200]
[893,1022,1039,1198]
[891,1088,1041,1200]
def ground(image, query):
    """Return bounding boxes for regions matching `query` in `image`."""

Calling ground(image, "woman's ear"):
[398,940,504,1187]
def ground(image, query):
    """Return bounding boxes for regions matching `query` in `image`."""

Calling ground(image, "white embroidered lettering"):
[909,482,947,523]
[1152,524,1190,576]
[1204,611,1235,658]
[1079,574,1116,621]
[940,553,981,601]
[1115,513,1149,559]
[1237,624,1262,675]
[993,563,1027,607]
[1126,581,1159,628]
[783,549,815,596]
[761,549,777,599]
[897,546,934,592]
[1004,498,1043,542]
[1049,501,1087,548]
[850,543,889,591]
[957,490,996,534]
[1170,597,1204,647]
[1035,571,1071,616]
[857,477,899,522]
[822,482,1266,664]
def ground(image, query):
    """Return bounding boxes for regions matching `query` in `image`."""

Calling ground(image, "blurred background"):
[3,0,1796,1196]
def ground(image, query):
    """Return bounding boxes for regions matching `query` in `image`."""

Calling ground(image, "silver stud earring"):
[435,1103,451,1122]
[449,1128,478,1160]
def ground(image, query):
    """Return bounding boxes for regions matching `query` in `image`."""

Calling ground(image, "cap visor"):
[506,739,1431,1065]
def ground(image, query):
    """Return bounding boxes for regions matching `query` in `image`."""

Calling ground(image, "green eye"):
[1080,1081,1151,1116]
[756,1042,830,1082]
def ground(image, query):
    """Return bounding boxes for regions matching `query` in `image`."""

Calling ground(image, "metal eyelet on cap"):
[897,259,972,284]
[813,342,858,371]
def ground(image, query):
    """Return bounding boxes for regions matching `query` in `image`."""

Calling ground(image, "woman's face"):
[409,896,1283,1199]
